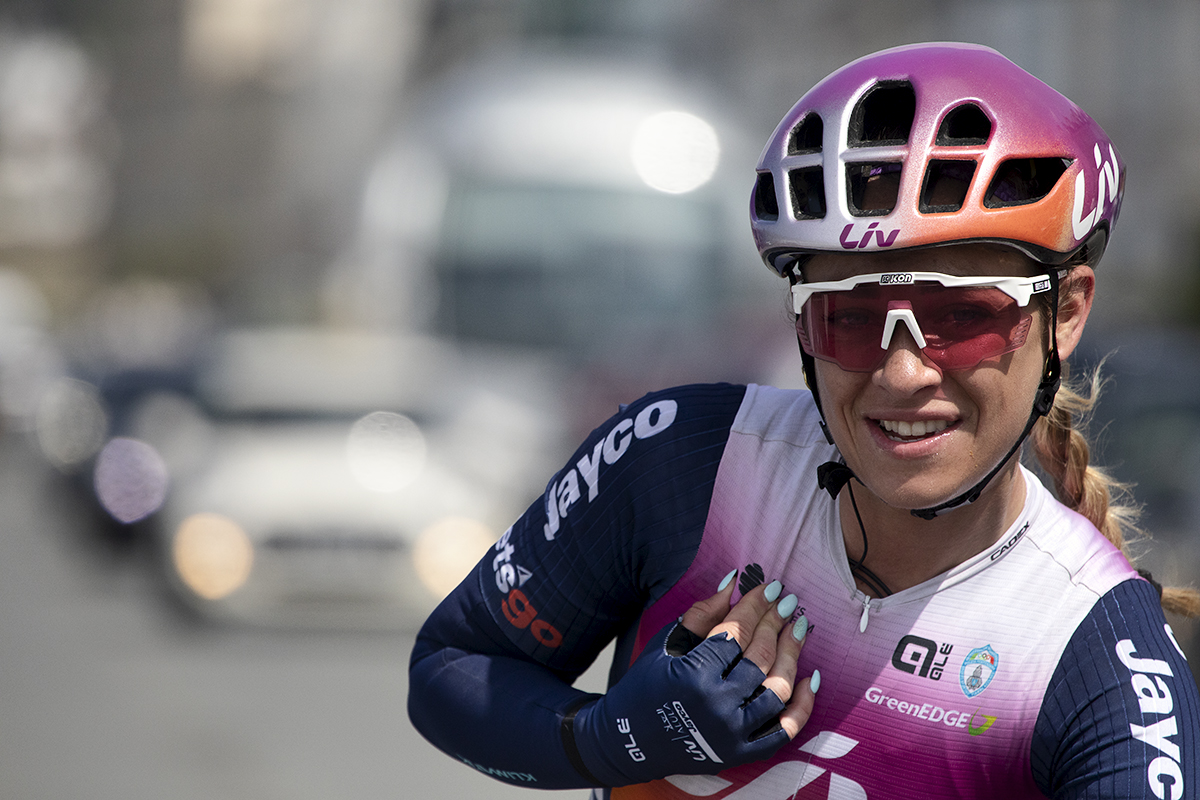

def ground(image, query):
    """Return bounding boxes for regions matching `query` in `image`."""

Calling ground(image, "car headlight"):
[413,516,495,599]
[173,512,255,600]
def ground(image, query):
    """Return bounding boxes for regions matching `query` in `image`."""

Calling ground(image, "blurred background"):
[1,0,1198,797]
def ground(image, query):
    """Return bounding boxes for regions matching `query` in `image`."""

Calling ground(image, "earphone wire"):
[846,481,894,598]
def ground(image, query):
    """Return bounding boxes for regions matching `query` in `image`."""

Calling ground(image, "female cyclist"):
[408,42,1200,799]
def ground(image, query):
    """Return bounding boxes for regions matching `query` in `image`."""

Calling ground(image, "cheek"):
[967,345,1047,430]
[813,362,867,421]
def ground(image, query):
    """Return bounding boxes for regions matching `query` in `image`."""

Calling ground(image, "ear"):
[1054,266,1095,361]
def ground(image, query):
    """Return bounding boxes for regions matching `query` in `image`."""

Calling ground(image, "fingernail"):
[764,580,783,603]
[776,594,798,619]
[717,568,737,593]
[792,614,809,642]
[810,670,822,695]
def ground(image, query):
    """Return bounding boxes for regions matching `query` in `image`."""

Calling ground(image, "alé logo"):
[666,732,866,799]
[1071,142,1119,241]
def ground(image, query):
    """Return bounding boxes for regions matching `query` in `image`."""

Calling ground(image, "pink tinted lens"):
[798,283,1034,372]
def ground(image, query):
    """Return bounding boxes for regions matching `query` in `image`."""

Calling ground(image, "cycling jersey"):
[408,382,1199,799]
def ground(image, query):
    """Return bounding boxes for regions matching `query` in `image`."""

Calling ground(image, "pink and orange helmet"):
[751,42,1124,275]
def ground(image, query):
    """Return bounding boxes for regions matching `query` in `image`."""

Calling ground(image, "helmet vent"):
[936,104,991,145]
[849,82,916,147]
[788,114,823,154]
[984,157,1070,207]
[788,167,826,219]
[754,171,779,220]
[847,162,901,216]
[920,160,977,213]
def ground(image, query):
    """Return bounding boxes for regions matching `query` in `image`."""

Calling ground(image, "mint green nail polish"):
[764,580,783,603]
[718,569,737,592]
[792,614,809,642]
[810,669,822,695]
[776,594,798,619]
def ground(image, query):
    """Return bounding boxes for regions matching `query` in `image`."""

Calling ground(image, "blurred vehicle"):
[32,279,215,541]
[38,318,569,630]
[35,52,756,629]
[326,50,768,413]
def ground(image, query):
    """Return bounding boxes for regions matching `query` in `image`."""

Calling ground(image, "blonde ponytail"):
[1029,363,1200,618]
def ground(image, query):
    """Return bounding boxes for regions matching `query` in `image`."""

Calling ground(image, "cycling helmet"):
[755,43,1122,521]
[751,42,1123,275]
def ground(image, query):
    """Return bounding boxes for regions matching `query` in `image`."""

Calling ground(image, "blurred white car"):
[95,326,567,630]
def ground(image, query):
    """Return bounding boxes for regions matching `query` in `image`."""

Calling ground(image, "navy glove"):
[566,619,790,786]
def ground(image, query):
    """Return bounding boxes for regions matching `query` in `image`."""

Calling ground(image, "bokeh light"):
[412,516,495,599]
[173,512,255,600]
[34,377,108,470]
[345,410,426,493]
[92,437,169,523]
[630,110,720,194]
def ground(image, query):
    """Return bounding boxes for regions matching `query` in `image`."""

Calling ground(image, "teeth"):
[879,419,949,438]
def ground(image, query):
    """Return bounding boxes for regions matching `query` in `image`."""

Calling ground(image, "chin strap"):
[906,370,1058,519]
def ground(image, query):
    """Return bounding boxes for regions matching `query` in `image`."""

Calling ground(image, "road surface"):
[0,434,597,800]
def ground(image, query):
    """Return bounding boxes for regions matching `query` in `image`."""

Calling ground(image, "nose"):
[874,308,943,395]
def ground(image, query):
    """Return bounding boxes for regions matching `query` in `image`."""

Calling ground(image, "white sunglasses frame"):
[790,271,1054,316]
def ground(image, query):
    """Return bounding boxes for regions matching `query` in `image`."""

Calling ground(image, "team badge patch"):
[960,645,999,698]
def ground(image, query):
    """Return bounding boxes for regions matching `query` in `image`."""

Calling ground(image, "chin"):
[859,473,973,513]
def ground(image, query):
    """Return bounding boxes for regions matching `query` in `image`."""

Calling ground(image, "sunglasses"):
[792,272,1055,372]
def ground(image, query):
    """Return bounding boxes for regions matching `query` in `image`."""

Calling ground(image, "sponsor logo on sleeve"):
[490,526,532,595]
[543,399,678,541]
[1117,631,1186,800]
[489,530,561,647]
[498,586,562,648]
[457,756,537,784]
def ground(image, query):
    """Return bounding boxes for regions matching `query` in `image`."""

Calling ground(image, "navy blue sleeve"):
[1032,578,1200,799]
[407,383,747,788]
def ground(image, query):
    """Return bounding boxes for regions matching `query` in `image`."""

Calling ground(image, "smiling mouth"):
[878,418,951,441]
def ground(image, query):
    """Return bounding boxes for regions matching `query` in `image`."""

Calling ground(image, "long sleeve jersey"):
[409,382,1199,799]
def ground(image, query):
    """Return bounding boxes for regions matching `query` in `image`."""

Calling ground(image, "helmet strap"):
[800,345,836,445]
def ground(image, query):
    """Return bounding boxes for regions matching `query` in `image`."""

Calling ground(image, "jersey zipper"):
[858,594,871,632]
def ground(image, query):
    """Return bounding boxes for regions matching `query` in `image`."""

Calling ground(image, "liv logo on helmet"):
[1071,143,1120,242]
[839,222,900,250]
